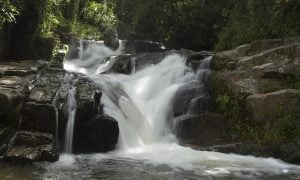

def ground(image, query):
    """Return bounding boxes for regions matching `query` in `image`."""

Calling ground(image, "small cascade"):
[52,90,59,147]
[59,40,300,177]
[187,56,213,115]
[130,57,136,74]
[64,40,124,74]
[64,86,77,154]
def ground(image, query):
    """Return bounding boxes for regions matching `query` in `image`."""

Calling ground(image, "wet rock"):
[74,115,119,153]
[173,81,211,116]
[75,76,99,122]
[71,76,119,153]
[21,102,56,133]
[0,61,47,77]
[111,55,135,74]
[111,51,172,74]
[186,51,214,70]
[104,29,119,50]
[0,126,15,155]
[4,131,59,163]
[60,33,80,60]
[135,52,168,69]
[175,113,231,147]
[125,40,167,54]
[246,89,300,123]
[216,38,300,60]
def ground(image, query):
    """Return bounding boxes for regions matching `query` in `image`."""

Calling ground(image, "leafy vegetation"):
[0,0,19,26]
[0,0,300,59]
[239,106,300,146]
[216,93,300,146]
[216,0,300,50]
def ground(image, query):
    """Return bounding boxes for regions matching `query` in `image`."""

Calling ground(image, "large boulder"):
[246,89,300,123]
[175,113,232,147]
[211,39,300,95]
[72,76,119,153]
[111,51,170,74]
[104,29,119,50]
[21,67,67,134]
[125,40,167,54]
[74,115,119,153]
[4,131,59,163]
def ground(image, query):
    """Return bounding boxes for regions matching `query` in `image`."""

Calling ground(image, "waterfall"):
[64,86,77,154]
[60,40,300,175]
[53,90,59,148]
[100,54,198,150]
[64,41,202,150]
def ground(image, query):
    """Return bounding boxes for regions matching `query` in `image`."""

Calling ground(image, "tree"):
[0,0,19,27]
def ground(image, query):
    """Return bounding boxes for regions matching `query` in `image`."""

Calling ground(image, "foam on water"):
[62,40,300,175]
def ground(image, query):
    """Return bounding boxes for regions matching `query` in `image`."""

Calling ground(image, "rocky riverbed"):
[0,38,299,165]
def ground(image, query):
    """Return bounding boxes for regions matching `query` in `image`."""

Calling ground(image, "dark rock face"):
[125,40,167,54]
[3,131,59,163]
[72,76,119,153]
[104,29,119,50]
[0,126,15,155]
[0,55,120,163]
[21,103,56,133]
[175,113,231,147]
[74,115,119,153]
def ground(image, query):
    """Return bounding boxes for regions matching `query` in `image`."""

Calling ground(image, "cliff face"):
[207,38,300,164]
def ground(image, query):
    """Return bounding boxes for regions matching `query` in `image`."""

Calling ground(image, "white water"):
[53,90,59,147]
[64,86,77,153]
[63,40,300,175]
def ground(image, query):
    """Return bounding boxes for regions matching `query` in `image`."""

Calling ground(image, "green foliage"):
[0,0,19,26]
[216,93,243,121]
[82,1,117,32]
[72,22,102,39]
[116,0,229,50]
[216,0,300,51]
[216,92,299,146]
[39,0,63,37]
[239,106,299,146]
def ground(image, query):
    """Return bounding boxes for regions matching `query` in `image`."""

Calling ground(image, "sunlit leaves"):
[83,1,117,31]
[0,0,19,26]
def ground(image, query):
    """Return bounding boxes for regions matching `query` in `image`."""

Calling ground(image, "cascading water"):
[53,91,59,147]
[64,85,77,154]
[59,40,300,178]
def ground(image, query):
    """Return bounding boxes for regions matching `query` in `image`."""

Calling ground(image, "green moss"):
[216,93,244,121]
[214,89,299,146]
[209,72,229,101]
[234,103,300,146]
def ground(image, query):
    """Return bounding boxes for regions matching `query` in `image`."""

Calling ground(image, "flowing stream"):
[64,85,77,154]
[1,40,299,179]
